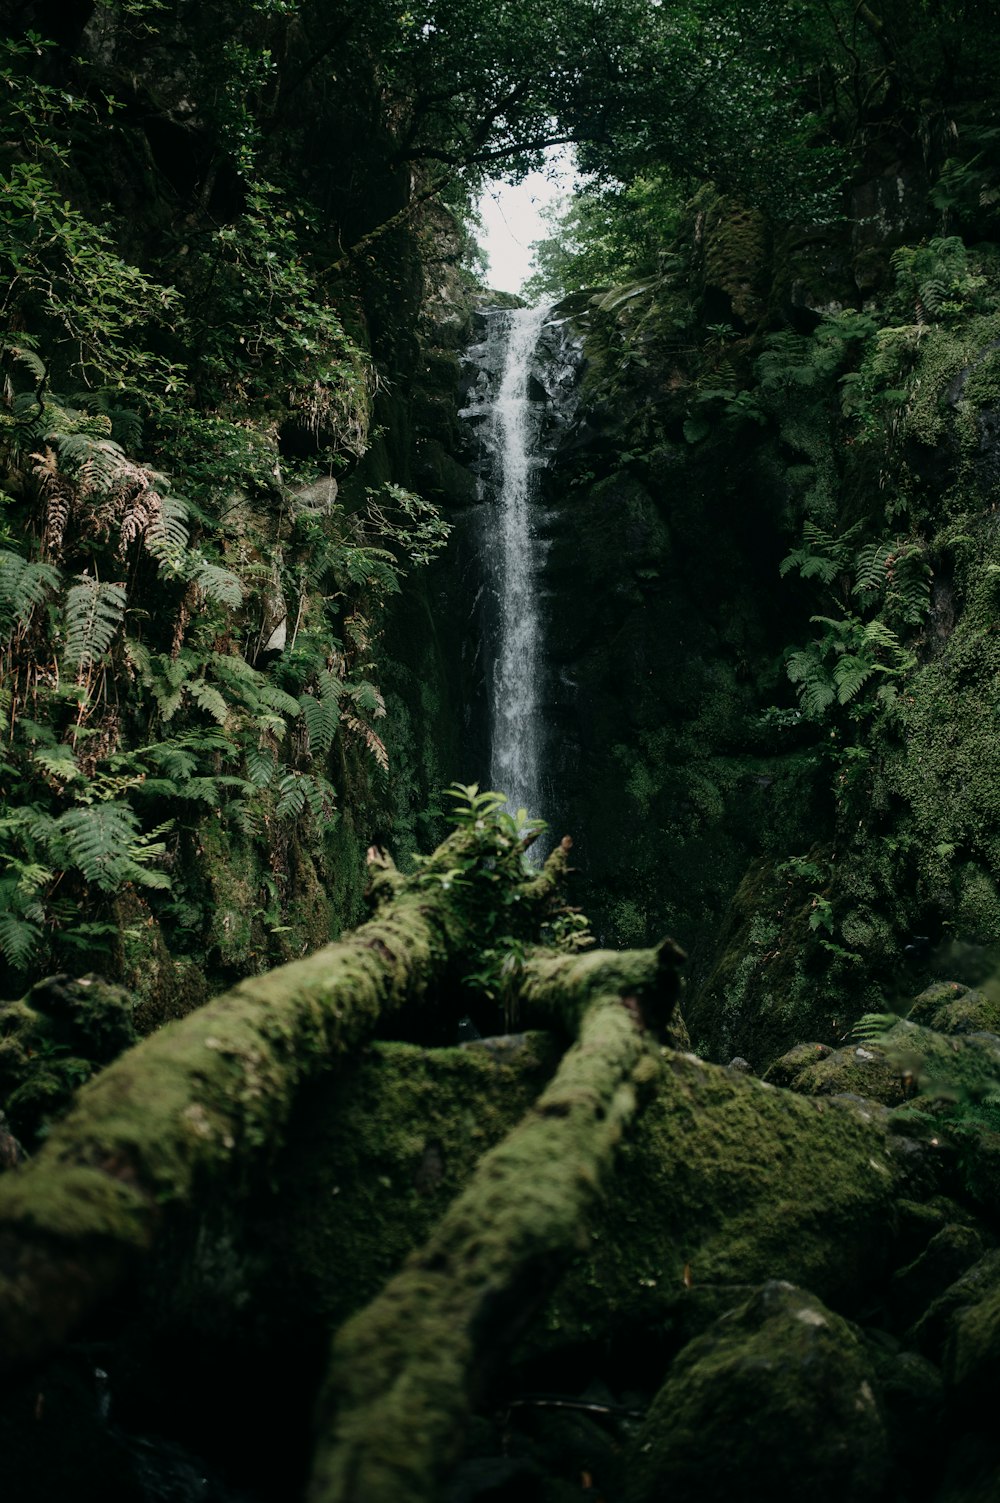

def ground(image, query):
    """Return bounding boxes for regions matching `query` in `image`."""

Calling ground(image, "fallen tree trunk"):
[0,827,571,1379]
[306,942,684,1503]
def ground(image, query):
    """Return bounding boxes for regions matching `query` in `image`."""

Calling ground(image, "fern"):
[0,549,61,635]
[246,746,276,788]
[275,770,337,824]
[255,682,302,718]
[0,910,42,969]
[337,545,400,595]
[63,576,126,668]
[192,559,244,607]
[31,744,83,782]
[2,338,46,386]
[779,521,861,586]
[52,430,126,492]
[298,668,342,756]
[850,1012,897,1044]
[833,655,876,704]
[349,679,386,717]
[301,772,337,823]
[106,406,143,451]
[55,803,130,887]
[188,679,229,725]
[853,542,893,609]
[786,648,836,717]
[145,493,191,566]
[343,711,389,773]
[854,540,931,625]
[276,772,306,818]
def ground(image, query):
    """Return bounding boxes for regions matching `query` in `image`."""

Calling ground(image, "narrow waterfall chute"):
[485,303,550,822]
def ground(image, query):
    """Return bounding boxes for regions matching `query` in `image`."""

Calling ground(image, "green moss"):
[624,1282,888,1503]
[529,1050,908,1357]
[310,993,657,1503]
[695,187,771,328]
[217,1036,561,1337]
[908,981,1000,1035]
[763,1039,907,1105]
[0,976,138,1143]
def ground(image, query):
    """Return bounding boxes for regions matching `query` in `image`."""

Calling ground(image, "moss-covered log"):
[306,951,677,1503]
[515,934,688,1040]
[0,828,569,1379]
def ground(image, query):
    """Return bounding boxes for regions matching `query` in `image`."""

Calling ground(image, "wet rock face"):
[624,1282,889,1503]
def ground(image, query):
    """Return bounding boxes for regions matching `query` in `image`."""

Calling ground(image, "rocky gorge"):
[3,1,1000,1499]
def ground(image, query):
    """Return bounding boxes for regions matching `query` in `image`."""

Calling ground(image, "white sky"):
[475,150,577,295]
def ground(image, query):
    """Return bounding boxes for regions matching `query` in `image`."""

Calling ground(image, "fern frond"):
[349,680,386,718]
[0,549,61,634]
[56,801,140,889]
[31,744,83,782]
[862,619,904,655]
[63,576,126,668]
[208,652,259,683]
[129,865,172,890]
[786,649,836,717]
[246,746,276,787]
[3,340,46,385]
[117,471,162,554]
[52,431,127,495]
[193,560,244,607]
[145,743,197,779]
[0,910,42,969]
[301,772,338,824]
[145,494,190,567]
[298,668,342,757]
[833,655,876,704]
[188,680,229,724]
[107,407,143,450]
[256,683,303,718]
[153,687,185,721]
[850,1012,897,1044]
[123,637,152,677]
[853,542,892,608]
[337,546,400,595]
[343,711,389,772]
[276,772,307,818]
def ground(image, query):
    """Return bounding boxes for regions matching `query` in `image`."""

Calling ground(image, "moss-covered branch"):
[0,825,566,1378]
[516,934,687,1040]
[306,973,666,1503]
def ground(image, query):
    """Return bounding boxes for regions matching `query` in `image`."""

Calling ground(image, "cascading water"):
[459,301,582,831]
[484,303,547,817]
[486,303,550,820]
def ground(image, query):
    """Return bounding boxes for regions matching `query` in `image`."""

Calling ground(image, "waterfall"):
[480,304,550,822]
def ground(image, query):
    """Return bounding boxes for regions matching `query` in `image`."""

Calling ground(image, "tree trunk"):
[0,828,571,1378]
[306,942,685,1503]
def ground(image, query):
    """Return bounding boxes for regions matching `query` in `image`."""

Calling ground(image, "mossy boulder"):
[908,1249,1000,1361]
[864,1345,945,1494]
[623,1282,889,1503]
[881,1019,1000,1101]
[531,1049,933,1356]
[907,981,1000,1037]
[0,975,137,1143]
[888,1223,988,1331]
[763,1039,907,1105]
[945,1278,1000,1434]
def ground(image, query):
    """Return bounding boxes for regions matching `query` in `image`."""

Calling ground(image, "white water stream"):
[485,304,550,822]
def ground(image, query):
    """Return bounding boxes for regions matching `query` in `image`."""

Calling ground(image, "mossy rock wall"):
[523,212,1000,1067]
